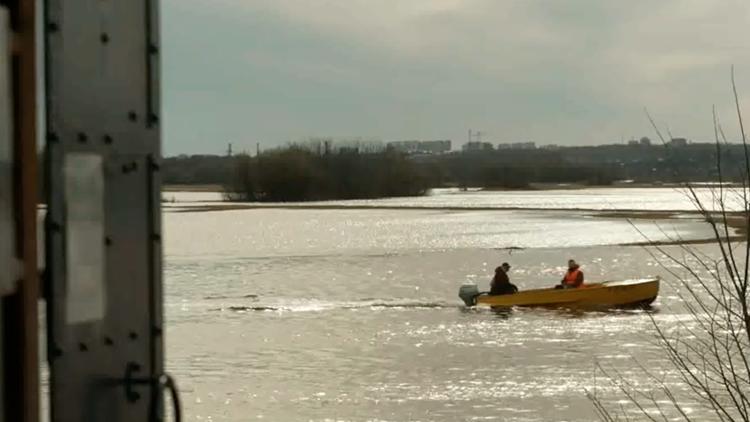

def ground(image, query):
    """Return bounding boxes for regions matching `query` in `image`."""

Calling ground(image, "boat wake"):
[209,298,458,313]
[203,293,259,300]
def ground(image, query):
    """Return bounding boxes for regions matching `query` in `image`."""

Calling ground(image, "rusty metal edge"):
[6,0,39,420]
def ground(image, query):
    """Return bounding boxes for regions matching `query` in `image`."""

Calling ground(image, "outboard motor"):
[458,284,480,306]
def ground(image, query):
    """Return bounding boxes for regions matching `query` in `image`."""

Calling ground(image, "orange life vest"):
[563,269,582,287]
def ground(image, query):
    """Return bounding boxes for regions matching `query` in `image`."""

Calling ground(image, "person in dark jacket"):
[490,262,518,295]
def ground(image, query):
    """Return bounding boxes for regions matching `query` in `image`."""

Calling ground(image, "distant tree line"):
[159,142,750,201]
[224,144,429,201]
[435,153,617,188]
[162,154,235,185]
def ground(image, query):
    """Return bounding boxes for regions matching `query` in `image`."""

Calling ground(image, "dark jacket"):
[490,267,518,295]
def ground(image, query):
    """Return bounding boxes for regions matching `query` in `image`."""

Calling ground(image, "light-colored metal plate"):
[64,153,106,324]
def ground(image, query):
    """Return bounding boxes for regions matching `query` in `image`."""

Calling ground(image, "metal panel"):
[44,0,164,420]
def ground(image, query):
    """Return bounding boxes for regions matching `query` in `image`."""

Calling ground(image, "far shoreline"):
[163,182,744,194]
[163,184,224,192]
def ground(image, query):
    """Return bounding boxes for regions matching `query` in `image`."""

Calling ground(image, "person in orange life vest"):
[557,259,584,289]
[490,262,518,295]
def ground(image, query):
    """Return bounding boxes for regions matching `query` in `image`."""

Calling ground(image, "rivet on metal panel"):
[151,233,161,242]
[77,132,87,143]
[100,33,109,44]
[103,134,113,145]
[47,22,59,32]
[78,343,88,352]
[150,161,160,171]
[148,44,159,54]
[152,326,163,336]
[47,132,59,143]
[104,236,112,246]
[128,111,138,122]
[129,331,138,340]
[52,347,63,358]
[104,337,114,346]
[148,114,159,125]
[124,362,143,402]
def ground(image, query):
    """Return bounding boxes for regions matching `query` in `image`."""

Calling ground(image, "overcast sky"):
[162,0,750,155]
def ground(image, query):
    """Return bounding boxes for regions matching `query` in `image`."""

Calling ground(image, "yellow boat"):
[458,278,660,309]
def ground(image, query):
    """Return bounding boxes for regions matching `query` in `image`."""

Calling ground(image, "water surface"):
[164,189,720,421]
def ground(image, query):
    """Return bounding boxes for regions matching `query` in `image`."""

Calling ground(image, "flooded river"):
[163,188,725,421]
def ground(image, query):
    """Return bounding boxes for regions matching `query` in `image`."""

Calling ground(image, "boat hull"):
[475,278,659,309]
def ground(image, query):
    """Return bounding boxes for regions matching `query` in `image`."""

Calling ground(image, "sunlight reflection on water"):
[163,190,725,421]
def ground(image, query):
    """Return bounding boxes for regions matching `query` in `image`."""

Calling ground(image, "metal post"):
[44,0,170,421]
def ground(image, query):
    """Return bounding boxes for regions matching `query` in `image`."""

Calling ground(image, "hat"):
[501,262,511,269]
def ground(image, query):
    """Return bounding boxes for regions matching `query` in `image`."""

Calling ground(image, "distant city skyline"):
[173,135,733,158]
[162,0,750,155]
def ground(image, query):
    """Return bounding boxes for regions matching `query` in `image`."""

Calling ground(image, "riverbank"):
[164,184,224,192]
[164,181,746,193]
[488,181,748,190]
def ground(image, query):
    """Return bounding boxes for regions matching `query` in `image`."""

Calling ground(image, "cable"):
[159,374,182,422]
